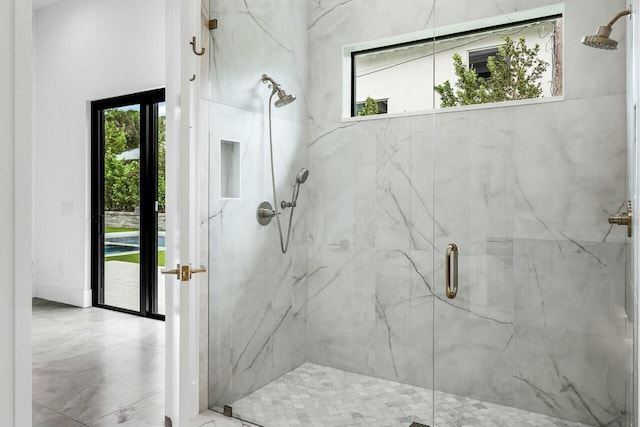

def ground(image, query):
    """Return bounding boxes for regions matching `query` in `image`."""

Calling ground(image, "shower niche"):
[220,139,240,199]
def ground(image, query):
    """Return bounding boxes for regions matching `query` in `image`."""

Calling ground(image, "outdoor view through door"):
[91,89,166,319]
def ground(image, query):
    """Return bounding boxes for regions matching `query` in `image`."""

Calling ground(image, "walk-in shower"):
[256,74,309,254]
[208,1,636,426]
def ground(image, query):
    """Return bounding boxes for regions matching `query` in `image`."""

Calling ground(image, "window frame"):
[344,4,564,119]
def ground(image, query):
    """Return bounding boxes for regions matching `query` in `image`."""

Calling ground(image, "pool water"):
[105,233,165,256]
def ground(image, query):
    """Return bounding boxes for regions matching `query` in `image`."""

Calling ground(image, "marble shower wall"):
[207,0,309,408]
[306,0,631,426]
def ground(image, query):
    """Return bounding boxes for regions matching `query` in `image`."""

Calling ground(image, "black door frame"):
[91,88,165,320]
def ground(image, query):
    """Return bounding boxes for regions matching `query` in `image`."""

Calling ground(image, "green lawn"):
[106,227,138,233]
[106,250,165,267]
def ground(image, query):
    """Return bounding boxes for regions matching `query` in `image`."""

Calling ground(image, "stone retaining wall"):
[105,211,166,230]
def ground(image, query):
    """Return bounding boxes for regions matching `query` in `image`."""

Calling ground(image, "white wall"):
[1,0,32,425]
[33,0,166,307]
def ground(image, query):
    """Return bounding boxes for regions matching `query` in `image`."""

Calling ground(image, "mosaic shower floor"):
[230,363,594,427]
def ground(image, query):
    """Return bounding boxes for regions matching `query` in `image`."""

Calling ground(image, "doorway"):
[91,88,166,319]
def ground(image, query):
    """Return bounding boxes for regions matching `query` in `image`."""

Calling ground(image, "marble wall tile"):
[514,240,627,338]
[433,252,514,407]
[375,117,414,250]
[306,247,359,370]
[408,115,435,252]
[512,237,630,425]
[209,0,309,122]
[511,96,626,244]
[513,325,630,426]
[210,258,306,406]
[374,249,433,388]
[207,0,309,409]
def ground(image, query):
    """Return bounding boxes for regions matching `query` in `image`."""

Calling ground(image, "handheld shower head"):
[582,9,630,50]
[262,74,297,108]
[281,168,310,210]
[296,168,309,184]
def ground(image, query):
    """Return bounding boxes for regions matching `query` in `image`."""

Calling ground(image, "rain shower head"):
[262,74,297,108]
[296,168,309,184]
[582,26,618,50]
[582,9,630,50]
[275,93,296,108]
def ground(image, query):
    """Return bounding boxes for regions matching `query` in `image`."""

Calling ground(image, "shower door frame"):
[631,1,640,423]
[163,0,212,424]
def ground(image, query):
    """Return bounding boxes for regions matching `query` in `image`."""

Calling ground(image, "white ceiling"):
[32,0,65,10]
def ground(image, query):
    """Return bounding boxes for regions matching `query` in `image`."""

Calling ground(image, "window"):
[469,47,500,80]
[355,98,388,116]
[347,6,563,117]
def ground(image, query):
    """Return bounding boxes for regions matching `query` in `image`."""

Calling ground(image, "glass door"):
[432,3,633,426]
[91,89,166,318]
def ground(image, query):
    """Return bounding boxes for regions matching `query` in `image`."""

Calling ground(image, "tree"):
[358,96,379,116]
[103,107,165,213]
[435,36,549,108]
[105,108,140,150]
[104,110,140,212]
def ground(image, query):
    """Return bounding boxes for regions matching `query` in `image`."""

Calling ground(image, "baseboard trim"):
[33,282,91,307]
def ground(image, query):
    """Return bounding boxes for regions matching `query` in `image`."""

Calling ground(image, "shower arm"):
[261,74,281,93]
[606,9,631,28]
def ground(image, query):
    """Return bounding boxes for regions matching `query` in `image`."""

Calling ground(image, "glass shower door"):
[431,3,633,425]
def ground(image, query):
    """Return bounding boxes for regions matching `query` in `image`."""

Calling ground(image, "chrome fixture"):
[258,74,307,254]
[582,9,630,50]
[445,243,458,299]
[608,201,632,237]
[262,74,297,108]
[257,201,278,226]
[296,168,309,184]
[281,168,310,209]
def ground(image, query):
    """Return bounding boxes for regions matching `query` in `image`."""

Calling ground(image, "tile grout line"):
[82,388,166,426]
[32,401,89,427]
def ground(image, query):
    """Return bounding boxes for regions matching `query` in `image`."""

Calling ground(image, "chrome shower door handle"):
[446,243,458,299]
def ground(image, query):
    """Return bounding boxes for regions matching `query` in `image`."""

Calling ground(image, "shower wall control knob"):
[257,201,278,226]
[608,201,632,237]
[259,208,277,217]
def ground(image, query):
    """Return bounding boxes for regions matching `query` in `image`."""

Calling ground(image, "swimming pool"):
[105,232,165,256]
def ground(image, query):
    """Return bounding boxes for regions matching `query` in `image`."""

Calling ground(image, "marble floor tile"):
[33,340,164,424]
[33,401,85,427]
[231,363,595,427]
[32,299,256,427]
[191,410,260,427]
[87,391,164,427]
[33,299,165,425]
[34,298,165,346]
[32,316,129,369]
